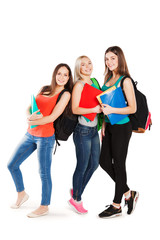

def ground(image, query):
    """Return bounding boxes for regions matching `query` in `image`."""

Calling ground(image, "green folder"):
[30,95,41,129]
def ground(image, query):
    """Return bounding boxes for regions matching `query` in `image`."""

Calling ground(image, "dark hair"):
[40,63,73,115]
[40,63,73,95]
[104,46,131,83]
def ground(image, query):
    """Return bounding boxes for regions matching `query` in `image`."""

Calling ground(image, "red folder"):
[79,83,102,121]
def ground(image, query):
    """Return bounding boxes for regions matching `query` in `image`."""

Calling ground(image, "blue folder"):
[30,95,41,128]
[100,87,128,125]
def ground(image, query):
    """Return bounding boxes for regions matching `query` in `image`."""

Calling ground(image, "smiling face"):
[80,57,93,76]
[105,51,119,72]
[56,66,70,86]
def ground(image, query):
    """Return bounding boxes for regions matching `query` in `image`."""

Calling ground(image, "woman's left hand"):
[101,104,114,115]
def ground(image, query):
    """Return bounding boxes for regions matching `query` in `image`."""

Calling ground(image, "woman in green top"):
[99,46,139,218]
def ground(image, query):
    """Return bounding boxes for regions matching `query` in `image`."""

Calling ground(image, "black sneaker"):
[125,191,139,214]
[99,205,122,218]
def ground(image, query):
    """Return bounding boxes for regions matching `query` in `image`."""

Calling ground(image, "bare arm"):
[72,82,101,115]
[28,92,71,126]
[101,78,137,115]
[26,104,43,121]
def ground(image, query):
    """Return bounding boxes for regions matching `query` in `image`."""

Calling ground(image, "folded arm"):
[28,92,71,126]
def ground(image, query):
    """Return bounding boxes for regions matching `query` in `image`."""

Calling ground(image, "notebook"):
[96,86,116,104]
[79,83,102,121]
[30,95,41,128]
[98,87,128,125]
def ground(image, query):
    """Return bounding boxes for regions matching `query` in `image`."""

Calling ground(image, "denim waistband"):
[76,123,97,130]
[26,132,55,139]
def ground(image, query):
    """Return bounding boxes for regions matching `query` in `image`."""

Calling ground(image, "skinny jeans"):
[73,124,100,201]
[8,132,55,205]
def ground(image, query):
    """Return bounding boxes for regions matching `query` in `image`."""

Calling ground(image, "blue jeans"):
[7,132,55,206]
[72,124,100,201]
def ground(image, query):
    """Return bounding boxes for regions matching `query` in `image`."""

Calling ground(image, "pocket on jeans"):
[80,129,90,136]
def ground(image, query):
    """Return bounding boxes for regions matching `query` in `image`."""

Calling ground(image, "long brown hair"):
[104,46,131,83]
[40,63,73,95]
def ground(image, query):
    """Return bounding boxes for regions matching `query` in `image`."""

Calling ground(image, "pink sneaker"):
[68,197,88,214]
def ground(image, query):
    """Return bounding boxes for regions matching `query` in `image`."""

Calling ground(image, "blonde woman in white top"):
[68,56,102,214]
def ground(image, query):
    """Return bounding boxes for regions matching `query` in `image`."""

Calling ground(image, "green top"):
[101,76,130,125]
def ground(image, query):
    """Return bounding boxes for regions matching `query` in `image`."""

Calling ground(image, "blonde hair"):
[74,55,90,83]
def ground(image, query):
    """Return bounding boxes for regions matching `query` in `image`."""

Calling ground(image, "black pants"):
[99,122,132,204]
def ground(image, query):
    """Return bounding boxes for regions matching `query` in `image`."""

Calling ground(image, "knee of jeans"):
[75,167,86,175]
[86,160,99,173]
[7,161,15,172]
[39,170,51,180]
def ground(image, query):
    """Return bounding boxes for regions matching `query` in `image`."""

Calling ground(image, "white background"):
[0,0,159,239]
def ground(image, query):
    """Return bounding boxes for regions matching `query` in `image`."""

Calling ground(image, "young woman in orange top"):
[8,63,73,218]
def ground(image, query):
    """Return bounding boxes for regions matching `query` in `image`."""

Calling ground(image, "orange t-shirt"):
[27,93,59,137]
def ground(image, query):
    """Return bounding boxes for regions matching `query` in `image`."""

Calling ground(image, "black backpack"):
[121,76,152,133]
[54,89,78,142]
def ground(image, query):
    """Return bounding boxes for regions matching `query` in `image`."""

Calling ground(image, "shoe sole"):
[129,192,139,214]
[99,213,122,219]
[27,211,49,218]
[68,201,88,215]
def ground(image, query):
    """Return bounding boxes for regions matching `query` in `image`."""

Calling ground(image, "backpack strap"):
[120,76,138,90]
[120,76,139,108]
[91,78,101,89]
[120,76,128,89]
[53,140,60,154]
[56,89,69,103]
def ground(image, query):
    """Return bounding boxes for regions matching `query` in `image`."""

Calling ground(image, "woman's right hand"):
[27,110,43,121]
[92,105,102,113]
